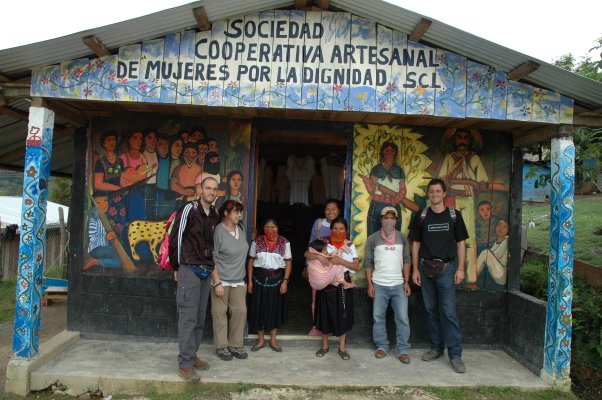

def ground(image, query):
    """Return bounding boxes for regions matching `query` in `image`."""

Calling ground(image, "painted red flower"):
[108,207,117,216]
[84,87,93,96]
[386,82,396,93]
[333,84,343,93]
[117,77,128,84]
[378,100,388,111]
[119,208,126,217]
[73,67,84,79]
[41,76,50,85]
[108,72,116,81]
[138,81,148,91]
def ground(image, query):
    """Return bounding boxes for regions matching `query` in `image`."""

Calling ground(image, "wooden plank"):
[532,88,560,123]
[434,49,466,117]
[285,10,306,109]
[317,11,336,110]
[192,30,211,105]
[389,30,407,114]
[239,13,260,107]
[58,59,89,100]
[46,100,88,127]
[409,18,432,42]
[222,19,244,107]
[465,61,494,118]
[158,33,180,103]
[331,12,351,111]
[0,106,28,121]
[266,10,285,108]
[491,69,508,120]
[301,10,322,110]
[86,55,117,101]
[559,95,574,124]
[207,21,226,107]
[295,0,307,9]
[375,25,392,113]
[318,0,330,10]
[507,60,540,81]
[116,44,141,102]
[193,6,211,31]
[1,82,32,98]
[573,114,602,127]
[513,125,571,148]
[506,80,532,121]
[140,38,165,102]
[31,65,60,98]
[176,31,196,105]
[348,15,376,112]
[82,35,111,57]
[405,41,436,115]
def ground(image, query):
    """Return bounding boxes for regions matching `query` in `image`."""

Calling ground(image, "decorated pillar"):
[12,106,54,358]
[542,132,574,386]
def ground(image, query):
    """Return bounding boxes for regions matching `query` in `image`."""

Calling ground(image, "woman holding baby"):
[304,216,359,360]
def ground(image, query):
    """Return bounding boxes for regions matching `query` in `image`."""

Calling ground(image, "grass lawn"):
[523,195,602,266]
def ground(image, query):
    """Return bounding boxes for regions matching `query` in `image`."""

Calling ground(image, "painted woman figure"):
[168,135,184,178]
[215,170,245,210]
[361,141,406,236]
[93,130,126,237]
[120,129,148,222]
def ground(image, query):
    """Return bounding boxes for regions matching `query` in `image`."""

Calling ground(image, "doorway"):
[253,120,350,334]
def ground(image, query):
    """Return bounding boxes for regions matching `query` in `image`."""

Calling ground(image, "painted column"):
[542,132,574,386]
[12,106,54,358]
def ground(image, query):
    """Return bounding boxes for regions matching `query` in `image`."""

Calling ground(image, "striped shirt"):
[87,212,108,253]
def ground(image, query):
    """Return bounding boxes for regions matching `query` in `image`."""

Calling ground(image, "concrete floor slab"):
[28,336,550,396]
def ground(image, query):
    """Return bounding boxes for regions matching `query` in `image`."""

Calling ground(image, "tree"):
[49,177,72,206]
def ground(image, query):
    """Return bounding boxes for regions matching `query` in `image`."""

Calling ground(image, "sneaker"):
[216,347,233,361]
[451,357,466,373]
[228,346,248,359]
[193,356,210,370]
[421,350,443,362]
[398,354,411,364]
[178,367,201,382]
[374,349,387,359]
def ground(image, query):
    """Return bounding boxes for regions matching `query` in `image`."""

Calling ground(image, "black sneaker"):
[216,347,233,361]
[228,346,248,359]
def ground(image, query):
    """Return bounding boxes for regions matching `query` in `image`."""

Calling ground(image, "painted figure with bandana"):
[362,141,407,236]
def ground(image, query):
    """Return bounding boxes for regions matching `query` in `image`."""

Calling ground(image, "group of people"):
[170,176,471,383]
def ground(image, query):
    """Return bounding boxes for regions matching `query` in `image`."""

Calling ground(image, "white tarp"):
[0,196,69,228]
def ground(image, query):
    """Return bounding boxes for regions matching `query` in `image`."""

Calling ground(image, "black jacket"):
[168,200,219,271]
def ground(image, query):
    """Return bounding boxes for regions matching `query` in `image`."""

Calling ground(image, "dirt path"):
[0,302,67,393]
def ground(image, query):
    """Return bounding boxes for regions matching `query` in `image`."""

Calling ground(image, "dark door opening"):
[253,124,349,335]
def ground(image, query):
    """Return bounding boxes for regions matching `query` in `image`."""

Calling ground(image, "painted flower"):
[95,59,105,69]
[211,90,220,99]
[418,107,430,115]
[481,107,491,114]
[258,100,268,108]
[113,195,122,202]
[333,84,343,93]
[307,88,316,97]
[414,86,426,96]
[61,70,70,81]
[84,87,93,96]
[108,207,117,217]
[119,208,126,217]
[355,92,367,102]
[73,67,84,79]
[26,166,37,177]
[138,81,148,91]
[41,76,50,85]
[386,82,396,93]
[496,80,506,90]
[378,100,388,111]
[487,66,496,74]
[520,105,531,116]
[112,92,119,100]
[228,81,238,89]
[438,54,448,64]
[108,72,116,81]
[471,72,481,81]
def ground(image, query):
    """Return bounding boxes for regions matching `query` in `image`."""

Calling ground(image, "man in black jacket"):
[169,175,219,382]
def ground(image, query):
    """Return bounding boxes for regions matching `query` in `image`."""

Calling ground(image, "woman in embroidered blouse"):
[120,129,148,222]
[305,217,359,360]
[247,217,292,352]
[307,199,342,336]
[93,130,127,237]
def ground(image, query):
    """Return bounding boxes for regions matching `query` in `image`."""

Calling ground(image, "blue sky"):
[1,0,600,63]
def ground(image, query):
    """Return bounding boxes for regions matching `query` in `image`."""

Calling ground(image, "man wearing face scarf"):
[364,206,412,364]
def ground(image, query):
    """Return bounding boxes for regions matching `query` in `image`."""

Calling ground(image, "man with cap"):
[364,206,412,364]
[169,174,220,382]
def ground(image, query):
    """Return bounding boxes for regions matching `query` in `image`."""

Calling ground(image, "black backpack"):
[419,207,456,228]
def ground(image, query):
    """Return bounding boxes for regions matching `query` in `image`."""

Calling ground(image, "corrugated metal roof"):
[1,0,600,109]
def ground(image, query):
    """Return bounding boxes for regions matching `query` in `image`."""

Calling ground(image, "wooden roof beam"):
[193,6,211,31]
[508,61,540,81]
[295,0,307,10]
[513,124,572,148]
[0,82,31,98]
[82,35,111,57]
[0,74,11,83]
[47,100,88,127]
[0,105,28,121]
[317,0,330,10]
[409,18,432,42]
[573,114,602,128]
[0,127,75,164]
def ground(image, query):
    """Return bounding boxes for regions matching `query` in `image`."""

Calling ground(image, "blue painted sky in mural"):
[0,1,599,63]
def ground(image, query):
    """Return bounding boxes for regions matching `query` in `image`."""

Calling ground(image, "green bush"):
[520,261,549,300]
[571,276,602,371]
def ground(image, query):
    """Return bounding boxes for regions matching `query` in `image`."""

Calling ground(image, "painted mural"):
[30,11,573,124]
[84,114,251,276]
[351,124,511,291]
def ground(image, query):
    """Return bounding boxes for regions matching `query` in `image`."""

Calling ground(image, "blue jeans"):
[89,246,121,269]
[419,260,462,359]
[372,283,410,356]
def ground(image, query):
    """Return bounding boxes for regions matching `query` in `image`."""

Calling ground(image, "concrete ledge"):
[5,330,80,396]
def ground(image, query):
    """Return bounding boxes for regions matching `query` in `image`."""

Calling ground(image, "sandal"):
[315,347,329,357]
[251,342,265,352]
[269,342,283,352]
[338,349,350,360]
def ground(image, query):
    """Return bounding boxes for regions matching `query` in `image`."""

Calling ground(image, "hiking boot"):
[216,347,233,361]
[451,357,466,373]
[421,350,443,362]
[398,354,411,364]
[228,346,248,359]
[374,349,387,359]
[193,356,210,370]
[178,368,201,382]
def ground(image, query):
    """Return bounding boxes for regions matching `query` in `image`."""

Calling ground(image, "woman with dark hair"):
[306,199,342,336]
[168,135,184,177]
[305,216,359,360]
[247,217,292,352]
[120,129,149,221]
[361,141,406,235]
[211,200,249,361]
[93,130,126,236]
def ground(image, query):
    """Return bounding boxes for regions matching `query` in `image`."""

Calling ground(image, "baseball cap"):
[380,206,398,217]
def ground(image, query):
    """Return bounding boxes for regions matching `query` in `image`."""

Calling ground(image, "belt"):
[423,257,454,263]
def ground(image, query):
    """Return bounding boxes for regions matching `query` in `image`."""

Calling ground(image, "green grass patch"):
[0,279,16,324]
[523,196,602,266]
